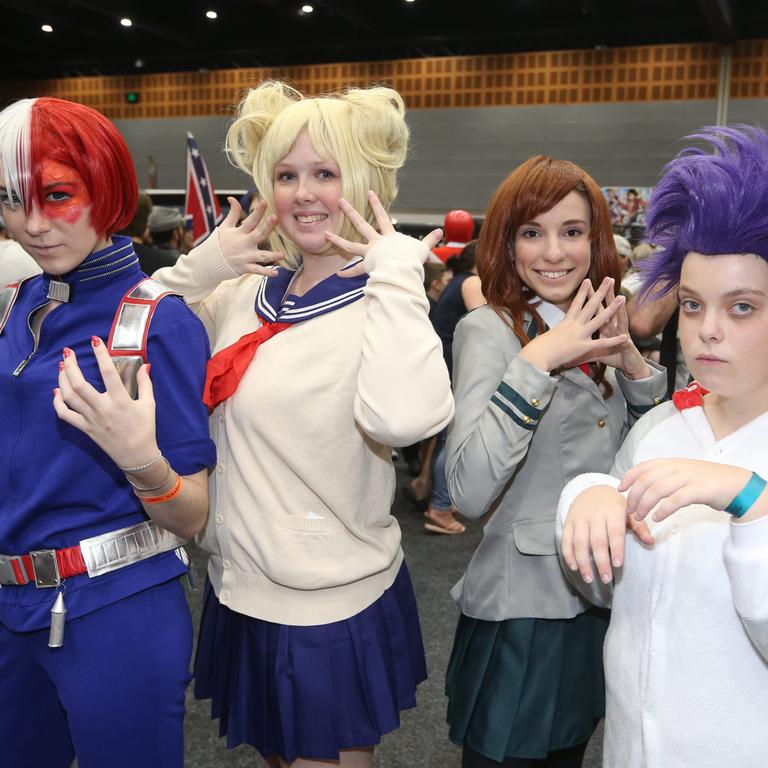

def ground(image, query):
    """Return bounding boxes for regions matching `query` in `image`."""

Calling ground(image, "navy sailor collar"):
[41,235,141,298]
[255,261,368,324]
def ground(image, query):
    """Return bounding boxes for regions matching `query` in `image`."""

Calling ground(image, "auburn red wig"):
[478,155,620,346]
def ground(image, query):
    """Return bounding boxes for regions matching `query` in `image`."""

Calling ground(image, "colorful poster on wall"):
[603,186,653,241]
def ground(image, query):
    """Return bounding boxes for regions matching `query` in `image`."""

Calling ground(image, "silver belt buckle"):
[0,554,28,585]
[29,549,61,588]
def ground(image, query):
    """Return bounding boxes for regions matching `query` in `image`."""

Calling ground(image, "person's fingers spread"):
[90,336,126,395]
[589,526,613,583]
[136,363,154,402]
[339,198,377,239]
[422,228,443,251]
[367,190,394,235]
[560,524,576,570]
[571,525,595,583]
[337,260,367,278]
[223,197,242,227]
[52,387,88,430]
[565,279,592,318]
[240,199,268,233]
[325,231,365,256]
[606,517,626,569]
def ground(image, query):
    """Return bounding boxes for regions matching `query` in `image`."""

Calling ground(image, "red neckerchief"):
[203,318,291,411]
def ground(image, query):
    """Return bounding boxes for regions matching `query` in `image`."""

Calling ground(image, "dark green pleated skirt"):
[445,609,609,763]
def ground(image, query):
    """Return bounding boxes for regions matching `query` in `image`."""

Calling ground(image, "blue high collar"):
[41,236,141,298]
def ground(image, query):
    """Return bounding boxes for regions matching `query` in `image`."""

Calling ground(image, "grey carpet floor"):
[182,461,603,767]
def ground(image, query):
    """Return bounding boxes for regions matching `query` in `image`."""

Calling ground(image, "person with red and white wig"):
[0,97,215,768]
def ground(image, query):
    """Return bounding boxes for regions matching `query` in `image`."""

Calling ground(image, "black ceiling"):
[2,0,767,82]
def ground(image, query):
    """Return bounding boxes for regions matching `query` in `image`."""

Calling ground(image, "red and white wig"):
[0,97,137,237]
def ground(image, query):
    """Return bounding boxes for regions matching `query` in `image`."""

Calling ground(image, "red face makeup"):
[0,159,111,275]
[37,159,93,224]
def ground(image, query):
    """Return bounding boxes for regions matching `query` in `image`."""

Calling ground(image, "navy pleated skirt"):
[194,562,427,762]
[445,608,609,763]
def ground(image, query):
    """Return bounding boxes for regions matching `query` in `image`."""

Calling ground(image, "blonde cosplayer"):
[226,81,408,265]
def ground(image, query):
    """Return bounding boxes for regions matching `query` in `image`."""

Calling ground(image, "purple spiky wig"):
[641,125,768,297]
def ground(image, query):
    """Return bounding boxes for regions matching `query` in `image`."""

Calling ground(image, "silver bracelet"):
[123,457,173,493]
[116,450,163,474]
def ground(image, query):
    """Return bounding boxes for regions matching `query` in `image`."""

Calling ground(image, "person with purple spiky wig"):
[556,125,768,767]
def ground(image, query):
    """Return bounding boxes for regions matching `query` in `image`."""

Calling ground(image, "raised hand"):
[53,337,160,470]
[325,190,443,278]
[216,197,283,277]
[590,282,650,379]
[520,277,628,372]
[620,458,754,523]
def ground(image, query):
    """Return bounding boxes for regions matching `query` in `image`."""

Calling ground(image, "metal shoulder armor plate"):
[0,280,30,336]
[107,277,182,399]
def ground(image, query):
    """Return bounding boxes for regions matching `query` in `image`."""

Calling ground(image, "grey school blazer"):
[446,305,667,621]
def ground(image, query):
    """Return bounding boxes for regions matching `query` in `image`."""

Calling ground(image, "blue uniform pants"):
[0,578,192,768]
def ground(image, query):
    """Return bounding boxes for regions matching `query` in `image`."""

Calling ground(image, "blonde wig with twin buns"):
[226,81,409,266]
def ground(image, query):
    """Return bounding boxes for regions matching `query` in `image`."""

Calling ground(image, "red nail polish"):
[53,387,58,397]
[91,336,100,347]
[58,361,65,371]
[63,348,72,358]
[146,363,152,376]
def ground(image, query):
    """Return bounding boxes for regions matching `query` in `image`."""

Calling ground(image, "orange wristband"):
[136,474,183,505]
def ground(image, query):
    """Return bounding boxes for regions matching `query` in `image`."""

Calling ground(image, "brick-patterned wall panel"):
[0,41,752,119]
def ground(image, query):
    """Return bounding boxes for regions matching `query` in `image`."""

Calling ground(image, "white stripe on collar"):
[530,299,565,329]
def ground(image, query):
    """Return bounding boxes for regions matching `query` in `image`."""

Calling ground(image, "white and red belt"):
[0,521,186,588]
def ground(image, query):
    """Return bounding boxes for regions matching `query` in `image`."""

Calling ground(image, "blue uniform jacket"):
[0,237,216,631]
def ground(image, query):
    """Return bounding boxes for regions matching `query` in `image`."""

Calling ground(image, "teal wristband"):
[725,472,767,518]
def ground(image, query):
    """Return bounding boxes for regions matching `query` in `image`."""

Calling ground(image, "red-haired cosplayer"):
[0,97,215,767]
[443,156,667,767]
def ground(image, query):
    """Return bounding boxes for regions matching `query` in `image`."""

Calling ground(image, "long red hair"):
[478,155,620,393]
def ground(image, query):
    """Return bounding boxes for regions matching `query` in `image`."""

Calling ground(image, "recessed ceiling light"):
[301,4,314,12]
[206,10,217,19]
[41,24,53,32]
[405,0,415,3]
[120,18,132,27]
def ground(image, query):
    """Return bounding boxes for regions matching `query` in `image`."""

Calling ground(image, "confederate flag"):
[184,132,223,247]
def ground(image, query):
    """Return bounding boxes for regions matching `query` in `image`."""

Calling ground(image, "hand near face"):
[561,484,655,585]
[589,282,650,379]
[619,458,755,523]
[53,337,160,469]
[216,198,282,277]
[520,277,628,372]
[325,190,443,278]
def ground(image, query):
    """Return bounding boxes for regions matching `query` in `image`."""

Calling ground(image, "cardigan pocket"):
[511,517,558,556]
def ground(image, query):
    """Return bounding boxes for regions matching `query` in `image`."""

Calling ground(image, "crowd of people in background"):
[1,84,767,768]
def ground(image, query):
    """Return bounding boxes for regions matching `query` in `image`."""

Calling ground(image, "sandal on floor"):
[423,512,466,535]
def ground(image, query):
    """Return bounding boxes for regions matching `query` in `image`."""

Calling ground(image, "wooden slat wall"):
[1,40,764,120]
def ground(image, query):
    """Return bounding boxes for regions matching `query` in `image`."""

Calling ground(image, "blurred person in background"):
[0,211,41,285]
[117,191,177,274]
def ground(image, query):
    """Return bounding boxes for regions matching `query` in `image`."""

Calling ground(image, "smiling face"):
[0,159,110,274]
[678,252,768,404]
[272,130,343,258]
[512,190,592,311]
